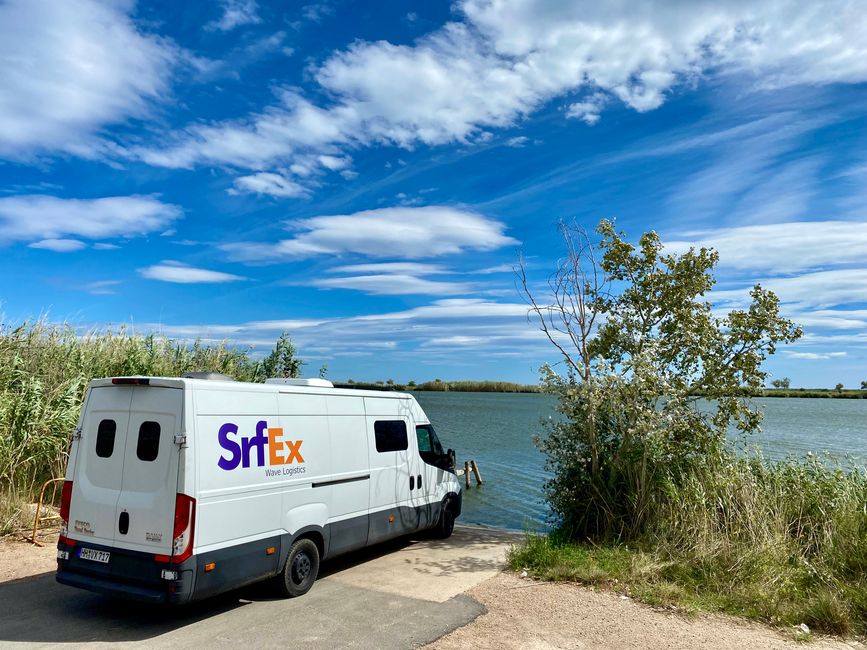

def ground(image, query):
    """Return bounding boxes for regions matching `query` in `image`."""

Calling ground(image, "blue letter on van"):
[218,422,241,470]
[242,420,269,468]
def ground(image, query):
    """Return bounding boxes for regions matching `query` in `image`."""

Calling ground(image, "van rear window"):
[374,420,408,453]
[95,419,116,458]
[136,421,160,462]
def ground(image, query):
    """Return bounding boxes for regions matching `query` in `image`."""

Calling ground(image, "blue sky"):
[2,0,867,387]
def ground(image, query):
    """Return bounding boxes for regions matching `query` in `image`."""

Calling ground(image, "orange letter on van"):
[268,428,285,465]
[284,440,304,464]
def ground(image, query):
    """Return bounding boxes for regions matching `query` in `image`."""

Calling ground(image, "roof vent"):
[265,378,334,388]
[182,372,235,381]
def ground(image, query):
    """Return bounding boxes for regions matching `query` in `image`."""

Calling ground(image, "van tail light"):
[168,493,195,564]
[58,480,74,545]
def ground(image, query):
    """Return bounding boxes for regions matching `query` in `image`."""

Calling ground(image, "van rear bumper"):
[56,570,183,604]
[56,539,194,604]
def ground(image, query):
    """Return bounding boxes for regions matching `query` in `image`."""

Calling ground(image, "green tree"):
[258,332,303,380]
[861,380,867,390]
[771,377,791,389]
[835,382,844,391]
[520,220,802,541]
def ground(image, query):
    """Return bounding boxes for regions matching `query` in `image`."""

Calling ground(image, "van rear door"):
[70,384,181,555]
[69,386,133,546]
[113,386,182,555]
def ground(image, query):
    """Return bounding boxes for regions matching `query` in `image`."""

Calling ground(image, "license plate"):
[79,548,110,563]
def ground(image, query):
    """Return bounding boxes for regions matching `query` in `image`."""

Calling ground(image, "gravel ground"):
[425,572,863,650]
[2,533,862,649]
[0,531,58,582]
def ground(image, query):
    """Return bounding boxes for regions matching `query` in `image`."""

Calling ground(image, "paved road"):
[0,526,518,649]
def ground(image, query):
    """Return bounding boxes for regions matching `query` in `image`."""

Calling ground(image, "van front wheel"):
[279,538,320,597]
[434,501,455,539]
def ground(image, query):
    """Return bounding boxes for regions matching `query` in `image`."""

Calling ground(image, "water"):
[416,392,867,532]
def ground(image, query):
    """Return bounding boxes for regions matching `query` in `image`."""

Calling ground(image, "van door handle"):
[417,475,422,489]
[409,476,415,490]
[118,511,129,535]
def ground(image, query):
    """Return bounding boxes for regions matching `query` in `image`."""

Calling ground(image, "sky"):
[1,0,867,387]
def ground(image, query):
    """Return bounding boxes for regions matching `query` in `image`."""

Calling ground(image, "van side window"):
[374,420,408,453]
[95,419,116,458]
[416,424,446,467]
[136,421,160,462]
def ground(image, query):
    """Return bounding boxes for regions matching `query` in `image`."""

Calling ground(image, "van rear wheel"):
[278,538,320,597]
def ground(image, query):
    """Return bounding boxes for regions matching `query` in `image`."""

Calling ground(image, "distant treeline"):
[689,387,867,399]
[333,379,540,393]
[336,381,866,397]
[759,388,867,399]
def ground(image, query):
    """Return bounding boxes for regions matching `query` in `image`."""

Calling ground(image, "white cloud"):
[135,0,867,184]
[667,220,867,273]
[787,309,867,331]
[301,3,334,23]
[505,136,528,147]
[231,172,309,198]
[205,0,262,32]
[474,263,515,274]
[243,319,323,331]
[0,195,181,245]
[310,274,474,296]
[93,243,121,251]
[784,351,848,360]
[28,238,86,252]
[566,92,608,125]
[0,0,179,159]
[712,269,867,310]
[121,297,545,362]
[328,262,449,275]
[423,336,488,347]
[139,261,246,284]
[223,206,518,261]
[206,0,261,32]
[354,298,529,322]
[84,280,121,295]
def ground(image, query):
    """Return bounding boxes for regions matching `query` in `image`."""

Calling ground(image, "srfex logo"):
[217,421,304,471]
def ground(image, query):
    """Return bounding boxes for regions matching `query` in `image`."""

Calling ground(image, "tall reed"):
[0,320,261,532]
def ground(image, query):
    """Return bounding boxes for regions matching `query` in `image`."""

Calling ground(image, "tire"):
[433,501,455,539]
[278,538,320,598]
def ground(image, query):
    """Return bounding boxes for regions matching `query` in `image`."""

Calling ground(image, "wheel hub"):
[292,552,311,583]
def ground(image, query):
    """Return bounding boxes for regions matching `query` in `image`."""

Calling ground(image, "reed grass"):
[0,320,262,534]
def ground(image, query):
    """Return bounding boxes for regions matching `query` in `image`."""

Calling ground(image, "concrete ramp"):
[327,525,522,602]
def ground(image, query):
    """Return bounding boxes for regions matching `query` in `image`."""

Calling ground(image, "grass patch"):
[509,454,867,639]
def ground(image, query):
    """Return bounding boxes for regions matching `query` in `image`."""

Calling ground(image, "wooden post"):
[464,461,471,488]
[471,460,483,485]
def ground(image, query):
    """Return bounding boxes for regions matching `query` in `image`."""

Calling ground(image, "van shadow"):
[0,536,420,644]
[0,571,253,644]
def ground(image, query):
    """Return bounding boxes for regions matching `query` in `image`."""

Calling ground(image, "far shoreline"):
[332,381,867,399]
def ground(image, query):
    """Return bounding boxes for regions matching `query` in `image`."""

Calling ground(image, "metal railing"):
[29,477,64,546]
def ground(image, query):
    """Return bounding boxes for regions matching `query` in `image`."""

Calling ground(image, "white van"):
[56,375,462,603]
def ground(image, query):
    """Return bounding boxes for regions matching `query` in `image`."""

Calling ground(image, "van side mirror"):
[447,448,456,471]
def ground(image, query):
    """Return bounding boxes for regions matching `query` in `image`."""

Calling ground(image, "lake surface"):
[415,392,867,532]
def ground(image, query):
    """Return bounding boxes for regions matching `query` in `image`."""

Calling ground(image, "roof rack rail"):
[264,378,334,388]
[182,372,235,381]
